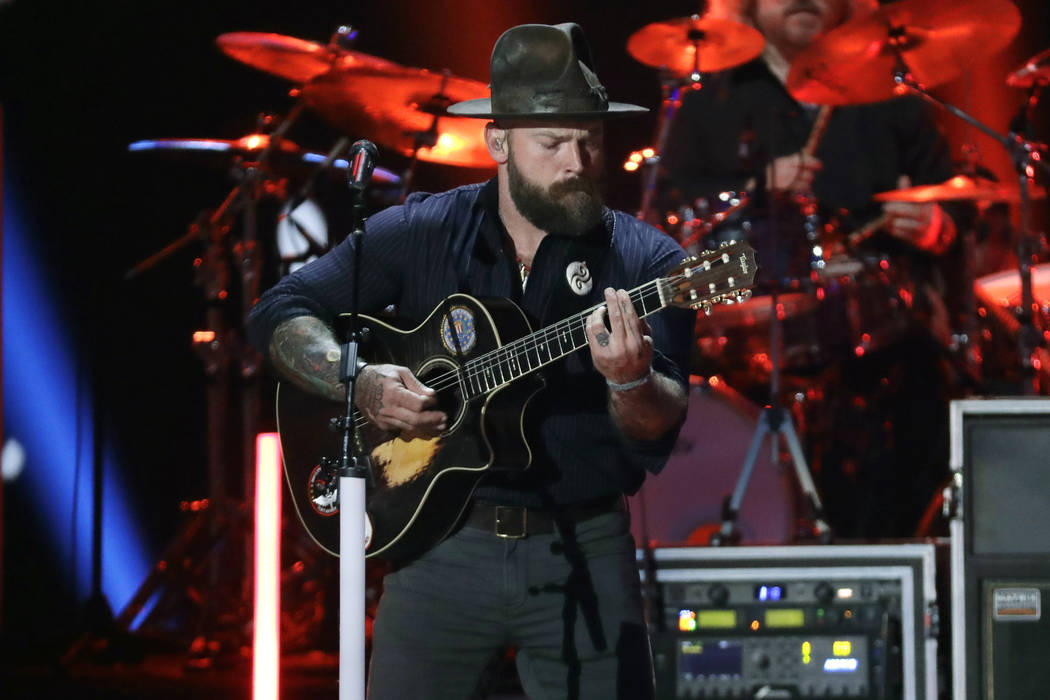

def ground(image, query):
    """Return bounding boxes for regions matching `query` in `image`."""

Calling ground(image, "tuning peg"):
[735,289,752,303]
[681,255,697,264]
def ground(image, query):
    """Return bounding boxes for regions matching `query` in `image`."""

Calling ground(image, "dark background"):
[0,0,1047,666]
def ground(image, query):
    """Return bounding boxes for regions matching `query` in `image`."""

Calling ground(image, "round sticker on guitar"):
[440,305,477,355]
[308,464,339,516]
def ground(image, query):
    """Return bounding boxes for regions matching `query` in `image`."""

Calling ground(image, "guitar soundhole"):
[416,357,467,434]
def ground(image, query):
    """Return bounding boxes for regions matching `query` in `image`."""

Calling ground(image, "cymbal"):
[1007,47,1050,88]
[127,134,401,184]
[787,0,1021,105]
[695,292,818,329]
[216,32,401,83]
[301,69,493,168]
[627,14,765,75]
[872,175,1045,204]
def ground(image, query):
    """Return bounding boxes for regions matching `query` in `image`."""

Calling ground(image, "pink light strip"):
[253,432,281,700]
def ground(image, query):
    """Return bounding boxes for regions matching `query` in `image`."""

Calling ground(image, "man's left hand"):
[882,175,954,252]
[585,287,653,386]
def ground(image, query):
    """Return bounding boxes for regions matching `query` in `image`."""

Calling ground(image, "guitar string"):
[348,250,750,431]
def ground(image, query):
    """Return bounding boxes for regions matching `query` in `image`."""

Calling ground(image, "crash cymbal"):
[301,69,493,168]
[872,175,1045,204]
[127,134,401,184]
[216,32,400,83]
[1007,47,1050,88]
[787,0,1021,105]
[627,14,765,75]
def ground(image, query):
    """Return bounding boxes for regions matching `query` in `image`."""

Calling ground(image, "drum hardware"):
[784,0,1050,394]
[708,163,831,545]
[117,106,313,661]
[626,11,765,224]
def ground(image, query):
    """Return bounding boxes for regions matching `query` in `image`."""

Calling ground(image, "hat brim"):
[447,98,648,119]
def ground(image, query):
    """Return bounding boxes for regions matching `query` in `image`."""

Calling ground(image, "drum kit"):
[623,0,1050,543]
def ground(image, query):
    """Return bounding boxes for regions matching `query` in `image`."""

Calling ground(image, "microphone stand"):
[337,167,373,700]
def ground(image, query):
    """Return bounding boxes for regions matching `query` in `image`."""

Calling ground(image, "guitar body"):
[277,294,544,563]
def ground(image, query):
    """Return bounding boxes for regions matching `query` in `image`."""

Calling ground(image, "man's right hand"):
[355,364,447,436]
[766,152,822,193]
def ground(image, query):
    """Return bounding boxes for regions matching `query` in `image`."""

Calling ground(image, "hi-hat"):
[787,0,1021,105]
[872,175,1045,204]
[216,32,400,83]
[1007,47,1050,88]
[627,14,765,75]
[300,69,493,168]
[127,134,401,184]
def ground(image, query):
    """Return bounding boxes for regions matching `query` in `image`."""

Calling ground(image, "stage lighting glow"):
[3,179,150,614]
[253,432,282,700]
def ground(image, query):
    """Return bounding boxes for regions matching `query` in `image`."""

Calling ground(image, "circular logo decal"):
[566,261,593,296]
[308,464,339,516]
[441,305,477,355]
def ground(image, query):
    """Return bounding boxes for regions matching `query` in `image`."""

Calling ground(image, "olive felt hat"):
[447,23,647,119]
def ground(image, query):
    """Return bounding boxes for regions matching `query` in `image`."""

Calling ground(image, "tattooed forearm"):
[269,316,345,401]
[595,331,610,347]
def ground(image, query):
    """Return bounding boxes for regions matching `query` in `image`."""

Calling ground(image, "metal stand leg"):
[711,404,831,545]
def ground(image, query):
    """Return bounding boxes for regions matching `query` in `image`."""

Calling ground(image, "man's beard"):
[507,156,605,237]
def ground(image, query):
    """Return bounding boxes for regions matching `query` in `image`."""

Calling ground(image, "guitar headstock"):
[663,240,757,313]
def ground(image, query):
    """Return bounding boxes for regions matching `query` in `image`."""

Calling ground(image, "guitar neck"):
[460,279,667,399]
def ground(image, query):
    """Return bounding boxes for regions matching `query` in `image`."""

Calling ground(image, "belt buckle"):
[494,505,527,539]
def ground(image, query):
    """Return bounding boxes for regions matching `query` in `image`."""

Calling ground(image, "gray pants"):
[367,509,655,699]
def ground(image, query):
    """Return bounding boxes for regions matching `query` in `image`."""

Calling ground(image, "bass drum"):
[628,378,797,546]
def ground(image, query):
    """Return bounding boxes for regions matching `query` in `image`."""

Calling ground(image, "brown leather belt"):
[463,495,626,539]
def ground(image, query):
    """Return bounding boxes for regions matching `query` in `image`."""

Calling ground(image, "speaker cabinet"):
[949,398,1050,699]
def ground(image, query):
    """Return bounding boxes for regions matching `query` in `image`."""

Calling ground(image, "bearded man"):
[247,23,695,699]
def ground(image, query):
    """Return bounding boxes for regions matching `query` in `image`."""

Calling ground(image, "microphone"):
[347,139,378,193]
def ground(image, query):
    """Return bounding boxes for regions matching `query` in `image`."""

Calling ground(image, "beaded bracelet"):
[607,367,652,392]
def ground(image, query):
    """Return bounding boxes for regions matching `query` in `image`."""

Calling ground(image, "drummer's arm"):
[882,176,957,254]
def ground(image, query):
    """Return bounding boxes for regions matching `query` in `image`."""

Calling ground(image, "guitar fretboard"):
[459,280,667,399]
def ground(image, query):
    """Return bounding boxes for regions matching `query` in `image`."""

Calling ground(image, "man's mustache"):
[786,0,822,15]
[549,177,602,198]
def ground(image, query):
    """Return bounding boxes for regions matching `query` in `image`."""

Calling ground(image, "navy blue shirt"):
[247,179,695,506]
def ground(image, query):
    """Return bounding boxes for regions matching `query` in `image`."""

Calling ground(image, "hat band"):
[491,84,610,116]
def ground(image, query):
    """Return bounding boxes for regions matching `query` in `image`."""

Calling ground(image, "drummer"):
[662,0,963,539]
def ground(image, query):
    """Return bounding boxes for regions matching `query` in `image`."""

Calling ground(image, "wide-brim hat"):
[448,23,647,120]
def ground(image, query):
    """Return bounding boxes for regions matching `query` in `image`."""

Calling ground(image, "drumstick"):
[803,105,833,157]
[846,213,889,247]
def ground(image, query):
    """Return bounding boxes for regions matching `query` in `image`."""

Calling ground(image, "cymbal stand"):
[116,107,304,657]
[638,75,693,223]
[710,157,831,545]
[889,53,1050,394]
[638,36,707,224]
[399,72,453,203]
